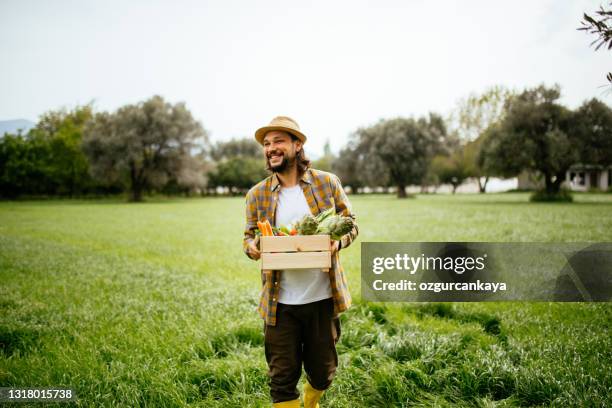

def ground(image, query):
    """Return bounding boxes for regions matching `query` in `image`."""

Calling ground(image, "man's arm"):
[243,190,260,260]
[331,175,359,250]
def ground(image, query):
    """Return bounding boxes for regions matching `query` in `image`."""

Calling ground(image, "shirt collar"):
[270,169,312,191]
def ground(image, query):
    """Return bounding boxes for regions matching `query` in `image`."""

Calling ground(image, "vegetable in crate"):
[288,207,353,241]
[316,214,355,240]
[291,208,334,235]
[257,219,274,236]
[315,207,335,223]
[272,226,288,236]
[296,214,318,235]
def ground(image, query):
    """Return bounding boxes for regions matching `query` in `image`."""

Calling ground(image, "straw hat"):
[254,116,307,145]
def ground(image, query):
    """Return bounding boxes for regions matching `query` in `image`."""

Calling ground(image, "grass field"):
[1,193,611,407]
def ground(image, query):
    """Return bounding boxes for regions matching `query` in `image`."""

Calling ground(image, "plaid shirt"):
[243,168,358,326]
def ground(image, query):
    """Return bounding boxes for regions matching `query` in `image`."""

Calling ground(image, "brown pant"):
[263,297,341,403]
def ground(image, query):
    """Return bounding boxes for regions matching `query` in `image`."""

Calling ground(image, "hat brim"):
[255,126,307,145]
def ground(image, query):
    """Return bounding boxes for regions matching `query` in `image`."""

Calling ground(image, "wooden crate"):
[260,235,331,272]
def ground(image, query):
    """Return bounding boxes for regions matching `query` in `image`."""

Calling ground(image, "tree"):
[481,85,576,195]
[207,138,267,193]
[579,2,612,88]
[450,86,514,192]
[570,98,612,167]
[332,145,365,193]
[466,133,503,193]
[210,138,261,161]
[162,150,211,196]
[341,128,390,190]
[430,150,470,194]
[83,95,208,202]
[311,139,334,172]
[208,157,268,194]
[0,105,98,197]
[29,105,95,196]
[352,114,449,198]
[0,133,44,197]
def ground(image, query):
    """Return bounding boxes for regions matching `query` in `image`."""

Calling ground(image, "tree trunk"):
[397,184,407,198]
[129,162,144,202]
[544,173,556,194]
[130,185,143,202]
[452,184,458,194]
[69,165,75,198]
[553,172,565,192]
[478,176,489,193]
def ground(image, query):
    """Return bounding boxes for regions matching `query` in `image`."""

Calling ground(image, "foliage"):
[336,139,388,192]
[207,138,267,192]
[480,85,576,195]
[429,150,471,193]
[83,96,208,201]
[464,136,491,192]
[0,133,45,197]
[332,145,365,192]
[311,139,335,172]
[162,151,212,196]
[450,86,514,192]
[207,156,268,193]
[0,105,100,198]
[451,85,512,142]
[210,138,261,161]
[570,98,612,167]
[530,188,574,202]
[351,114,450,198]
[579,2,612,87]
[30,105,96,196]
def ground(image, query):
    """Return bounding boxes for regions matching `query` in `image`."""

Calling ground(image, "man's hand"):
[247,241,261,260]
[330,240,340,256]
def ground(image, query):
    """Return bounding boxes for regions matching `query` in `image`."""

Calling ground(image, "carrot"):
[262,219,274,236]
[258,219,274,236]
[257,221,265,235]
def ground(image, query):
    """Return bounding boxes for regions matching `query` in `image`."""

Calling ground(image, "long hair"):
[266,135,311,176]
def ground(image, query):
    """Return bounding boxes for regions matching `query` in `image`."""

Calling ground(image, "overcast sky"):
[1,0,610,156]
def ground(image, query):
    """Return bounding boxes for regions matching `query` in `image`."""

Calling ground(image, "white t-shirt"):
[275,184,332,304]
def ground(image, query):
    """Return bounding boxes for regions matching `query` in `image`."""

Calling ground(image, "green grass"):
[1,193,611,407]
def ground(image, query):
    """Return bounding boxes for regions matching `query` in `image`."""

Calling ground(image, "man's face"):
[263,131,301,172]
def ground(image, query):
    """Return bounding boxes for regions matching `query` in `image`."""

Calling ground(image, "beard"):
[267,152,296,173]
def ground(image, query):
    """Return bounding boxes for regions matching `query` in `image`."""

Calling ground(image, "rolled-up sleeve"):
[331,175,358,250]
[243,190,259,259]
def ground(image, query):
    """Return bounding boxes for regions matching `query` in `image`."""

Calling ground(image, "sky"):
[1,0,610,157]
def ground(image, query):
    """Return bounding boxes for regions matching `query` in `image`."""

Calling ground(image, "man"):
[243,116,358,408]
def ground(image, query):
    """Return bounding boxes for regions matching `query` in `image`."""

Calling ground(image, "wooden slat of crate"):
[262,251,331,270]
[261,235,330,253]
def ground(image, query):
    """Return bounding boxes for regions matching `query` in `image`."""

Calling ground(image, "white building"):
[517,165,612,191]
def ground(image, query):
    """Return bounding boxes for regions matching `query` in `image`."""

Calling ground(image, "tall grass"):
[1,193,611,407]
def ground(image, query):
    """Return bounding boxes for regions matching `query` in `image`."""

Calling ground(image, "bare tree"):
[449,86,514,192]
